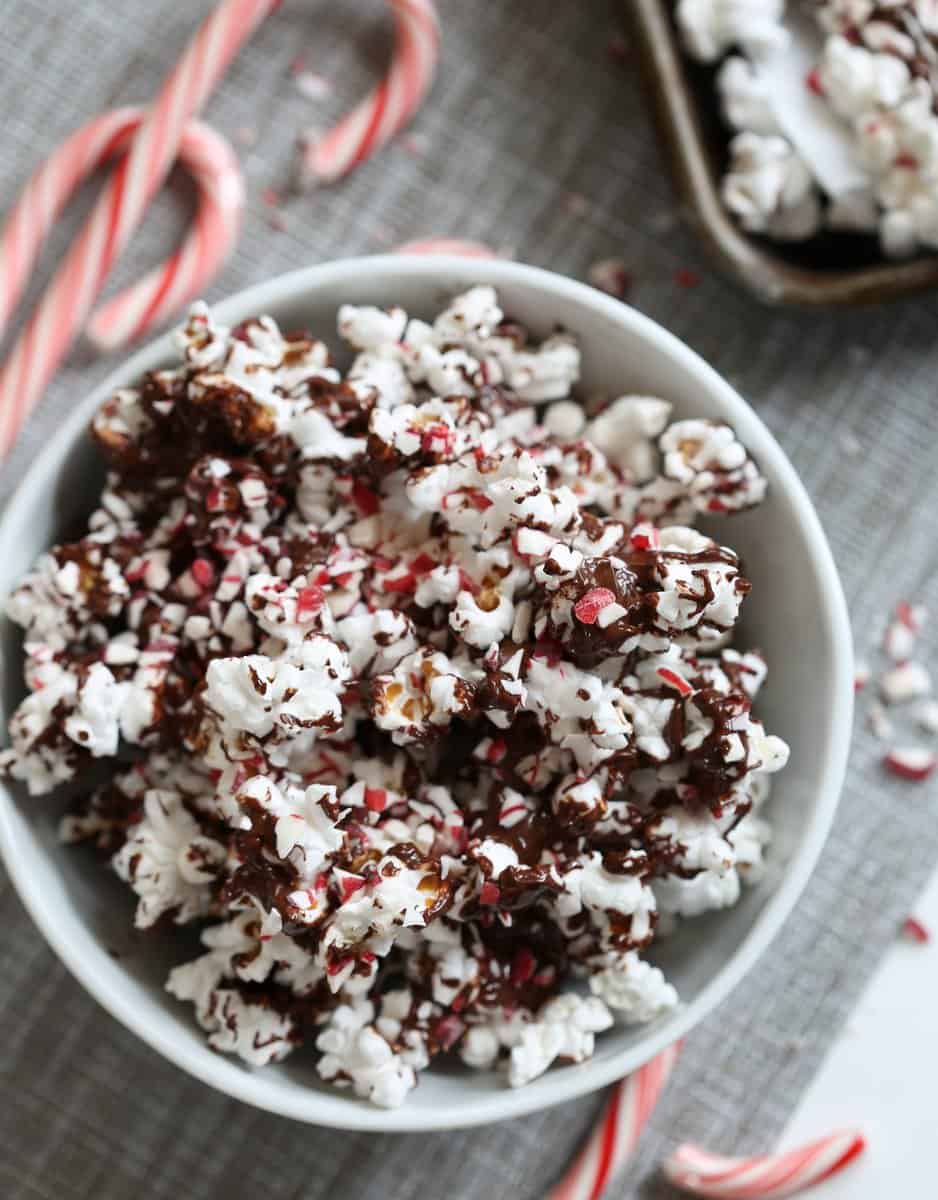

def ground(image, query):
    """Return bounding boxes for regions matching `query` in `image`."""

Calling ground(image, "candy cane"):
[546,1043,681,1200]
[86,119,243,351]
[298,0,440,186]
[663,1129,867,1198]
[395,237,497,257]
[0,106,243,354]
[0,0,277,456]
[0,0,441,458]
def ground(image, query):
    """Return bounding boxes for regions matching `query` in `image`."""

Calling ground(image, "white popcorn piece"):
[113,789,224,929]
[676,0,788,63]
[508,994,614,1087]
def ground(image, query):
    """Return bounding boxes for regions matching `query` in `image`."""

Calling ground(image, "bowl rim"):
[0,254,854,1131]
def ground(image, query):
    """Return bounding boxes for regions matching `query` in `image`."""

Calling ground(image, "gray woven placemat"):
[1,2,937,1197]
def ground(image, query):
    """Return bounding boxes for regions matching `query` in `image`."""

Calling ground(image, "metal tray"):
[628,0,938,306]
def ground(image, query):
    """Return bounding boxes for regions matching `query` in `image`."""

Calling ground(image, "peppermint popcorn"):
[680,1,938,257]
[2,288,787,1107]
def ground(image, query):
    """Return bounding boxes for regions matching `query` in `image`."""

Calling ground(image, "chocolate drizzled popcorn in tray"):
[677,0,938,257]
[0,286,788,1107]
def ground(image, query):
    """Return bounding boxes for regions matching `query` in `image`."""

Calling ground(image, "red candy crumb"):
[382,571,417,594]
[339,874,366,902]
[574,587,616,624]
[510,948,536,985]
[657,667,694,697]
[479,882,501,906]
[805,66,825,96]
[895,601,921,633]
[902,916,931,944]
[675,267,700,289]
[351,480,380,515]
[421,423,455,456]
[364,787,388,813]
[486,738,507,764]
[191,558,215,589]
[296,584,325,616]
[607,32,628,64]
[629,523,660,551]
[467,490,493,511]
[410,552,436,576]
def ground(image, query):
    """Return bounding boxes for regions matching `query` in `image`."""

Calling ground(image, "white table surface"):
[776,864,938,1197]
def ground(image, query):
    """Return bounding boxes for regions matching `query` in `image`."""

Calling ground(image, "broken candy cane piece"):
[574,588,616,625]
[915,700,938,735]
[883,747,937,781]
[901,916,931,944]
[880,662,931,705]
[867,703,893,742]
[663,1127,867,1199]
[545,1043,681,1200]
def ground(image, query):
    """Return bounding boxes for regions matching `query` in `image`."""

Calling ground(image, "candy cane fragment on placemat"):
[546,1042,682,1200]
[0,105,244,353]
[298,0,440,186]
[395,237,497,257]
[663,1128,867,1199]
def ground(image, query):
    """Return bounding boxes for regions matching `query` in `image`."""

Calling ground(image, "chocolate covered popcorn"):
[679,0,938,257]
[1,287,788,1107]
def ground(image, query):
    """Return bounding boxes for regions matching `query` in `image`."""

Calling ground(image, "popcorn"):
[676,0,789,62]
[722,133,823,241]
[717,56,781,135]
[3,287,786,1108]
[588,951,679,1023]
[508,994,614,1087]
[113,789,225,929]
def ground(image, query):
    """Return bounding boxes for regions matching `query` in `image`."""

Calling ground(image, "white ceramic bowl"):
[0,256,853,1131]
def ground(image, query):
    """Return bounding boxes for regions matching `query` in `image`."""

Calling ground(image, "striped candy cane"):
[0,0,277,456]
[663,1129,867,1198]
[0,106,243,353]
[547,1043,682,1200]
[298,0,440,185]
[0,0,441,458]
[86,118,244,351]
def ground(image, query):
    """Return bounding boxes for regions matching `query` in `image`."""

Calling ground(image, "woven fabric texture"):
[0,3,936,1197]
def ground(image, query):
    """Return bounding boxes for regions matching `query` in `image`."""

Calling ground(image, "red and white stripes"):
[546,1043,681,1200]
[663,1128,867,1198]
[298,0,440,186]
[0,0,441,458]
[0,106,244,354]
[0,0,275,456]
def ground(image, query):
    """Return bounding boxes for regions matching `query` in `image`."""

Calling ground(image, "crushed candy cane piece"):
[915,700,938,735]
[881,662,931,705]
[587,258,632,299]
[883,746,937,781]
[902,916,931,944]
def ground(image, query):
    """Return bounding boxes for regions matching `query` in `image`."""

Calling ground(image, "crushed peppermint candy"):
[901,916,931,944]
[586,258,632,299]
[883,746,937,781]
[881,661,931,705]
[1,286,787,1108]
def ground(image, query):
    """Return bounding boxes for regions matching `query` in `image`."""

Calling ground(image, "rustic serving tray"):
[628,0,938,306]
